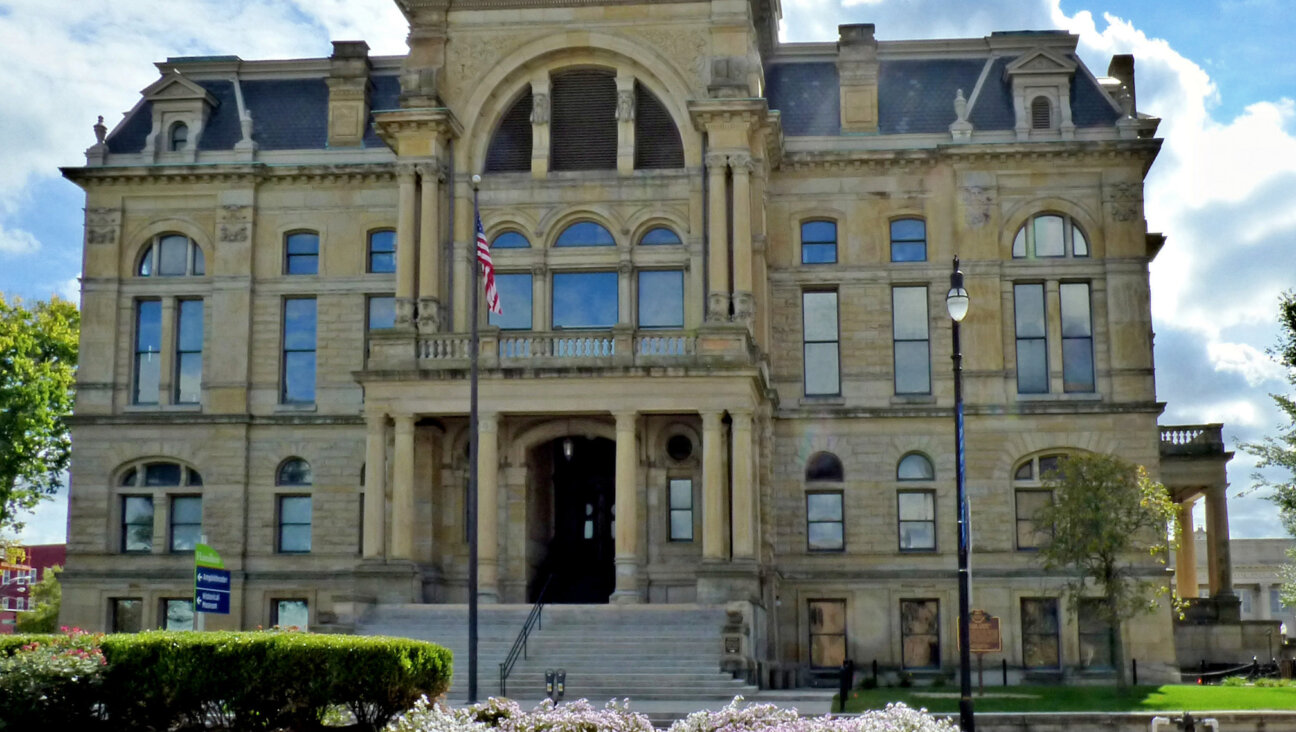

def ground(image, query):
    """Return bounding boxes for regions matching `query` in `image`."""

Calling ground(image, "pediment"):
[142,72,217,106]
[1005,48,1076,77]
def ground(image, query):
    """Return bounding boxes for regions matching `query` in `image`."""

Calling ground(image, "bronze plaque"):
[965,610,1002,653]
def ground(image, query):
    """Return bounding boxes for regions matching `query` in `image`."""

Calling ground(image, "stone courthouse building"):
[59,0,1235,684]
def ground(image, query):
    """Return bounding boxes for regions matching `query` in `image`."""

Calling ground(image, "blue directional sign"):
[195,587,230,614]
[194,543,230,615]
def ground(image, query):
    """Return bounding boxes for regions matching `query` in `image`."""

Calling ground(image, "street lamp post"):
[946,256,974,732]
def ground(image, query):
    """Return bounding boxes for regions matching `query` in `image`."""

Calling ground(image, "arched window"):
[169,122,189,151]
[138,234,204,277]
[367,230,395,273]
[890,218,926,262]
[805,452,844,482]
[1013,453,1067,550]
[634,81,684,169]
[555,221,615,247]
[285,231,320,275]
[485,88,533,173]
[1012,213,1089,258]
[116,460,203,554]
[277,458,312,486]
[639,227,682,246]
[492,231,530,249]
[551,70,618,171]
[1031,97,1052,130]
[897,453,934,481]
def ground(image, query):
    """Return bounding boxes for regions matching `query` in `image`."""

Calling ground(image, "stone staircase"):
[357,603,758,704]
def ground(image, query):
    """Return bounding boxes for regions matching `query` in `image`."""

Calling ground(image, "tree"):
[1241,290,1296,608]
[1034,452,1177,687]
[15,565,61,633]
[0,294,78,535]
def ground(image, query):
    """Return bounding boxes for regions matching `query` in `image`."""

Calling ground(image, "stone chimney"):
[837,24,879,134]
[327,41,372,148]
[1108,54,1136,115]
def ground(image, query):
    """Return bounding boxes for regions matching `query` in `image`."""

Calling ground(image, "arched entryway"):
[527,436,616,603]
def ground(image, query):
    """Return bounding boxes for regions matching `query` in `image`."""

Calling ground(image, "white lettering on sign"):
[197,570,230,586]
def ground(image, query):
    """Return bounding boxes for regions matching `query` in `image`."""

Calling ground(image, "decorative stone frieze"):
[84,207,120,245]
[218,205,251,243]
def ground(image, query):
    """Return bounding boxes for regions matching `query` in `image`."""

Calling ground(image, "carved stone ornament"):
[417,297,442,333]
[960,186,995,228]
[706,292,731,322]
[531,93,550,125]
[728,152,754,172]
[93,115,107,145]
[85,207,120,245]
[616,89,635,123]
[219,205,251,243]
[732,292,755,322]
[704,151,730,170]
[395,297,416,329]
[1106,181,1142,222]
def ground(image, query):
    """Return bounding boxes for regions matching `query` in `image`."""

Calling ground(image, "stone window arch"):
[137,233,204,277]
[805,451,844,482]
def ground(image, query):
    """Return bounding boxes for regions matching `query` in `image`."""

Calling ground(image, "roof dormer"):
[1004,48,1077,141]
[140,71,218,162]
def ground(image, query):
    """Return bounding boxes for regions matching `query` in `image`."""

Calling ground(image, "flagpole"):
[467,173,482,704]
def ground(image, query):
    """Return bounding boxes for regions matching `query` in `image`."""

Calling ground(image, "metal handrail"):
[498,574,554,697]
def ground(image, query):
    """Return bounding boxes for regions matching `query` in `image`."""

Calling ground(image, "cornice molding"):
[61,162,399,187]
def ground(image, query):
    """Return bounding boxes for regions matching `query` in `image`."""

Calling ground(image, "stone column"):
[1175,499,1198,599]
[1259,582,1272,620]
[730,154,754,324]
[705,153,730,322]
[730,410,755,560]
[158,298,177,405]
[1205,483,1234,597]
[615,73,636,175]
[362,413,388,559]
[701,410,728,560]
[612,411,640,603]
[417,163,442,332]
[530,75,551,179]
[477,412,500,603]
[391,414,416,560]
[395,164,419,328]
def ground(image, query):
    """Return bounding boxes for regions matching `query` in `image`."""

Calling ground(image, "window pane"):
[802,292,838,341]
[137,301,162,351]
[490,274,533,330]
[287,232,319,254]
[1062,339,1095,392]
[177,300,203,351]
[283,352,316,403]
[135,301,162,404]
[165,599,194,630]
[555,222,615,247]
[898,492,934,521]
[1078,599,1113,668]
[1059,284,1092,337]
[286,233,320,274]
[899,521,935,550]
[640,227,681,245]
[670,510,692,541]
[891,242,926,262]
[669,479,692,509]
[281,495,311,523]
[1072,225,1089,256]
[368,231,396,273]
[122,496,153,552]
[807,493,843,522]
[1012,227,1026,258]
[278,459,312,486]
[803,343,840,395]
[892,287,928,340]
[552,272,618,328]
[192,245,205,275]
[801,221,836,243]
[145,463,182,486]
[275,599,308,629]
[638,270,684,328]
[138,244,154,276]
[1015,462,1034,480]
[368,296,396,330]
[891,218,925,241]
[113,599,142,633]
[1014,285,1046,338]
[492,231,530,249]
[158,235,189,276]
[897,454,934,481]
[172,496,202,523]
[176,353,202,404]
[1016,340,1048,393]
[280,524,311,553]
[801,243,837,264]
[284,299,317,349]
[807,522,844,551]
[890,219,927,262]
[1034,215,1065,257]
[894,341,931,394]
[171,525,200,552]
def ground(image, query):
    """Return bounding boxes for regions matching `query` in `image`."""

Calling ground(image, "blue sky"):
[1,0,1293,544]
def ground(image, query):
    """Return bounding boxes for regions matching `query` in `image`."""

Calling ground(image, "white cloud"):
[57,277,81,303]
[1208,341,1289,387]
[0,224,39,255]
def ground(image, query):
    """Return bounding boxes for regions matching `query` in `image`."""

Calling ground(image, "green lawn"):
[839,685,1296,713]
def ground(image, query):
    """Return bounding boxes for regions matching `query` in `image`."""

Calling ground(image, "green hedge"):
[0,630,452,731]
[0,633,61,656]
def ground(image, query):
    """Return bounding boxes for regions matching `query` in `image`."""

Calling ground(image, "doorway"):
[532,436,616,603]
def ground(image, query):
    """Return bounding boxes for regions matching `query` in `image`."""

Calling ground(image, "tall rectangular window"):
[134,300,162,404]
[668,478,693,541]
[490,274,533,330]
[806,492,844,551]
[808,599,847,668]
[282,298,317,403]
[1015,489,1052,550]
[1060,283,1095,392]
[111,598,143,633]
[285,232,319,275]
[121,496,154,553]
[174,299,203,404]
[890,219,927,262]
[162,598,195,630]
[1021,598,1060,668]
[897,491,935,551]
[1014,284,1048,393]
[802,291,840,396]
[638,270,684,328]
[1078,599,1114,668]
[169,496,201,552]
[892,286,930,394]
[277,495,312,553]
[367,230,396,273]
[900,599,940,669]
[801,221,837,264]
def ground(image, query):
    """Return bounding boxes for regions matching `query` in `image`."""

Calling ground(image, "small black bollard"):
[1132,658,1138,686]
[871,659,878,685]
[837,659,854,713]
[545,669,556,701]
[1002,658,1008,686]
[555,668,566,701]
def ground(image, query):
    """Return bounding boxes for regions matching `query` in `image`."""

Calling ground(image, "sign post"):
[194,543,231,622]
[962,610,1001,695]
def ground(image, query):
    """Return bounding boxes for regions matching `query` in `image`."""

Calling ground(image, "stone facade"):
[60,0,1204,682]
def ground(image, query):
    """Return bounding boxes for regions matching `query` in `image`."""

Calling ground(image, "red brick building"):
[1,544,66,634]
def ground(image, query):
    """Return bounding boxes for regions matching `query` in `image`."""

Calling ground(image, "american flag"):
[475,209,502,315]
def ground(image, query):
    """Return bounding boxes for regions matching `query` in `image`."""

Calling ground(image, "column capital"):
[614,410,638,427]
[479,412,499,432]
[700,410,724,427]
[729,152,754,172]
[395,162,420,181]
[704,151,729,169]
[730,410,753,427]
[365,411,389,429]
[393,413,416,431]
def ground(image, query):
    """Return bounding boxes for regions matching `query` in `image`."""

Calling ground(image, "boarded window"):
[900,599,940,669]
[1031,96,1052,129]
[551,71,617,171]
[634,81,683,169]
[809,600,847,668]
[485,89,533,173]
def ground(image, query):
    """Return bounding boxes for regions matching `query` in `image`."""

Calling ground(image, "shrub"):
[0,628,107,729]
